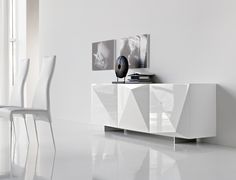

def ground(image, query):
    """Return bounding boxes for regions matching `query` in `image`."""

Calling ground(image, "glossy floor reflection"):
[1,121,236,180]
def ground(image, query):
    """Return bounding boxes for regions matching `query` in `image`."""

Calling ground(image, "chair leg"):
[9,115,13,174]
[49,122,56,151]
[34,120,39,146]
[11,120,17,168]
[10,120,12,157]
[12,120,16,144]
[24,115,30,144]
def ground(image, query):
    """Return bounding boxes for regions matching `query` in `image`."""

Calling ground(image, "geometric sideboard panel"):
[150,84,190,137]
[91,83,216,139]
[150,84,216,138]
[91,84,117,126]
[118,84,150,133]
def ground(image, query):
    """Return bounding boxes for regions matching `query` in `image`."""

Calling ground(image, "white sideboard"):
[91,83,216,139]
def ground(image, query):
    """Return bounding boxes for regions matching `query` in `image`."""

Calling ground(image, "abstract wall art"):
[118,34,150,69]
[92,34,150,71]
[92,40,115,71]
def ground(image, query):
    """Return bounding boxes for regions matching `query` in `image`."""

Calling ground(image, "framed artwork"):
[118,34,150,69]
[92,40,115,71]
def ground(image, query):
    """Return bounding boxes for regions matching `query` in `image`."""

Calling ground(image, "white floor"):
[0,120,236,180]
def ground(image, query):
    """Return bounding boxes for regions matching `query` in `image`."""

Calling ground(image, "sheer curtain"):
[0,0,27,172]
[0,0,9,104]
[0,0,10,174]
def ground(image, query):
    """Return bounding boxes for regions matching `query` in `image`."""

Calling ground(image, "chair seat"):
[0,107,23,119]
[0,105,10,108]
[15,108,50,122]
[0,108,50,122]
[0,107,49,121]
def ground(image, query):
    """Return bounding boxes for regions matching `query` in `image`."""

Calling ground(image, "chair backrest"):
[32,56,56,111]
[9,59,30,106]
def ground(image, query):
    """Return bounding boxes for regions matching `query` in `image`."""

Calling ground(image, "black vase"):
[115,56,129,82]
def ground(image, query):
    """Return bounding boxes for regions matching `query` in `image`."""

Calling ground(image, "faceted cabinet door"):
[118,84,150,133]
[91,84,117,126]
[150,84,190,137]
[150,84,216,138]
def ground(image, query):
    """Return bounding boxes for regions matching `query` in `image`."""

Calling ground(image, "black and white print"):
[119,34,149,69]
[92,40,115,71]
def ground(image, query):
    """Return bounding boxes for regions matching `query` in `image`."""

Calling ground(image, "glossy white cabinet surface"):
[118,84,149,133]
[150,84,189,136]
[150,84,216,138]
[91,84,117,127]
[91,83,216,139]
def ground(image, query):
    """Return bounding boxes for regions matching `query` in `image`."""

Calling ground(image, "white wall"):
[39,0,236,147]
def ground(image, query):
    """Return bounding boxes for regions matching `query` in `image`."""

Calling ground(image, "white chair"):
[0,58,30,142]
[2,56,56,151]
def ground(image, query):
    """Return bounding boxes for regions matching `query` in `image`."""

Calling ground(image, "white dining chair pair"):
[0,56,56,151]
